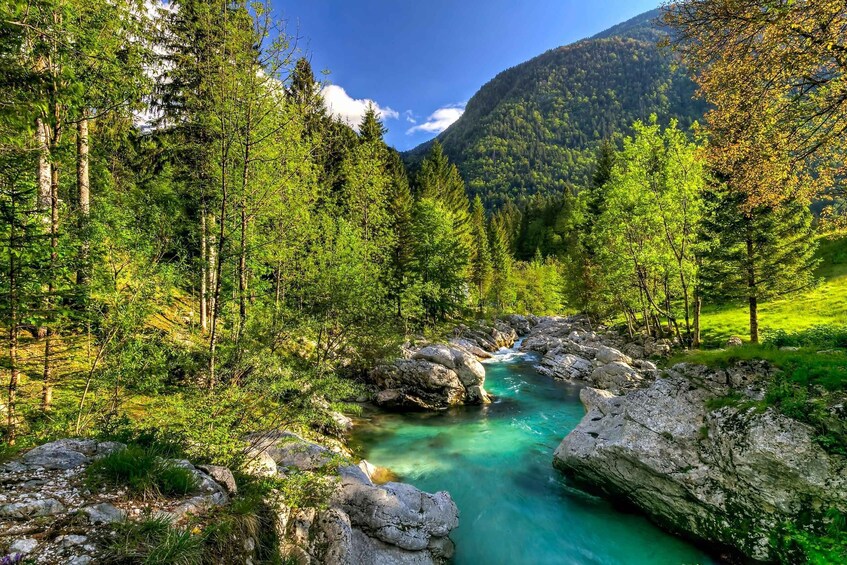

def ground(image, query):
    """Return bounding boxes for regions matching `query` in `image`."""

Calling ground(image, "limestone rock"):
[588,361,642,394]
[268,436,459,565]
[578,387,617,411]
[1,498,65,519]
[594,345,632,365]
[198,464,238,495]
[553,363,847,562]
[372,345,490,410]
[83,502,126,524]
[536,352,592,381]
[726,336,744,347]
[9,538,38,554]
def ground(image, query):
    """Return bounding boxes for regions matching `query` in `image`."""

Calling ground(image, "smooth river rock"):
[553,362,847,562]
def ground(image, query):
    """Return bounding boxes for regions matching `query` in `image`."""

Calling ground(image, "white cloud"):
[404,110,417,124]
[321,84,398,130]
[407,105,465,135]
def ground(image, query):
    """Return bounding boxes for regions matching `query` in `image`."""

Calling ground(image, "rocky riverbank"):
[521,316,669,394]
[1,439,235,564]
[1,435,459,565]
[552,361,847,562]
[370,319,524,410]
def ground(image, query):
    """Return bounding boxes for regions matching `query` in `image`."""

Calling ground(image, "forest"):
[1,0,846,563]
[0,0,565,450]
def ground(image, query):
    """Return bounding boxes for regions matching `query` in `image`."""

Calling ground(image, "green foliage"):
[767,326,847,351]
[590,117,705,339]
[106,514,203,565]
[404,11,704,208]
[775,509,847,565]
[87,445,199,499]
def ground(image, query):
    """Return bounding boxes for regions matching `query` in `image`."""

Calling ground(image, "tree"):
[593,117,705,341]
[417,141,472,254]
[664,0,847,208]
[385,151,415,319]
[699,187,819,343]
[488,215,515,312]
[469,195,493,311]
[409,198,468,322]
[359,104,388,144]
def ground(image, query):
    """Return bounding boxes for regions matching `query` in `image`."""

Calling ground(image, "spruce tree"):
[469,195,493,311]
[359,103,388,144]
[417,141,472,254]
[386,151,415,318]
[700,188,819,343]
[488,215,515,312]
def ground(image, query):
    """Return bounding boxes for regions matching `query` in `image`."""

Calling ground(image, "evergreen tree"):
[417,141,472,254]
[359,103,388,144]
[409,198,468,322]
[700,188,819,343]
[469,195,493,311]
[488,216,515,311]
[386,151,415,319]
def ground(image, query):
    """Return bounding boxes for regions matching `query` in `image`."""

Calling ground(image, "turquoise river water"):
[351,346,715,565]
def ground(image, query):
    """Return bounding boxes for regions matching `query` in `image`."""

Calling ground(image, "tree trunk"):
[237,134,250,343]
[36,118,51,213]
[693,293,702,348]
[76,115,90,287]
[749,296,759,344]
[7,191,20,444]
[746,223,758,344]
[42,160,60,412]
[209,187,228,387]
[200,207,208,333]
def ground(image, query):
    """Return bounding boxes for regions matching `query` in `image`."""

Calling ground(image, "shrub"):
[766,325,847,350]
[775,509,847,565]
[87,445,198,499]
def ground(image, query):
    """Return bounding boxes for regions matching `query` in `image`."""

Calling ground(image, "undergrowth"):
[87,444,199,499]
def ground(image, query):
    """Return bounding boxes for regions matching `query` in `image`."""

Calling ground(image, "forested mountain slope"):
[405,9,705,206]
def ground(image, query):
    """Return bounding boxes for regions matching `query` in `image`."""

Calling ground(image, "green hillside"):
[405,9,705,207]
[699,233,847,345]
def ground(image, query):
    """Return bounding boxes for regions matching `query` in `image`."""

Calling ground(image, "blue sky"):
[274,0,661,150]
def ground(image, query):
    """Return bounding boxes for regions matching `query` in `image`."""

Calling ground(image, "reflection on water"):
[351,348,714,565]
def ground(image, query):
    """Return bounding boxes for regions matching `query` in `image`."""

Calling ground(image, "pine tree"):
[700,189,819,343]
[359,103,388,144]
[488,216,515,312]
[386,151,415,319]
[469,195,493,311]
[417,141,472,255]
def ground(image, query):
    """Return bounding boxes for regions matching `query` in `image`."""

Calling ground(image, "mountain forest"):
[0,1,845,564]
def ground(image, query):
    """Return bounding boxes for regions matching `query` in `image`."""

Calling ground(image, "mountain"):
[405,9,705,207]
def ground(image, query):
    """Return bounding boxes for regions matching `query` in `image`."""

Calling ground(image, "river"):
[350,344,714,565]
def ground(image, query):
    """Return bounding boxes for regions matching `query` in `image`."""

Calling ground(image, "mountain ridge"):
[404,8,705,207]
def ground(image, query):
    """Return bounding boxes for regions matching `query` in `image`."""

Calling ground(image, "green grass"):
[672,343,847,455]
[699,233,847,346]
[87,444,199,499]
[106,514,204,565]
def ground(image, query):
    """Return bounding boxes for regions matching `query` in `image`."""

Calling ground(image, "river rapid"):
[351,344,714,565]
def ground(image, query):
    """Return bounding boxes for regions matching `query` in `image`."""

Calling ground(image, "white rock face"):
[525,317,653,394]
[373,345,490,410]
[260,435,459,565]
[553,362,847,562]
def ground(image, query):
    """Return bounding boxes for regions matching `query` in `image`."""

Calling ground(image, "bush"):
[87,445,198,499]
[766,325,847,350]
[775,509,847,565]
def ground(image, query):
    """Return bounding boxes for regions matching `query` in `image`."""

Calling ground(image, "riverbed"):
[351,346,714,564]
